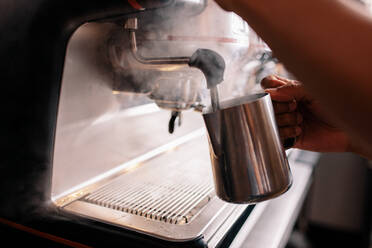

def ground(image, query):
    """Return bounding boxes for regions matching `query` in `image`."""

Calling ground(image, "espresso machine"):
[0,0,301,247]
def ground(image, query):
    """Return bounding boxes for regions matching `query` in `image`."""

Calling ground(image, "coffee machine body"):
[0,0,277,246]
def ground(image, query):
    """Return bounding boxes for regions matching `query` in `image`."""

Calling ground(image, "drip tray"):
[58,134,248,242]
[82,164,214,225]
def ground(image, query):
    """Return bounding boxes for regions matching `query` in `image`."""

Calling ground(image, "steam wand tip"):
[210,86,220,112]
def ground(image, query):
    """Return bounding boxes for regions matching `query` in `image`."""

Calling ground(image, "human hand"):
[261,75,350,152]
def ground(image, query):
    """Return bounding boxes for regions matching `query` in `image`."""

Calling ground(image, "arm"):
[215,0,372,154]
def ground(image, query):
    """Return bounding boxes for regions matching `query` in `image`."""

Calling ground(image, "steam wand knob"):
[189,49,226,112]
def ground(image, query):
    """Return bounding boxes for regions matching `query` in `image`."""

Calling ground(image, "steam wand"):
[124,18,226,130]
[125,18,191,65]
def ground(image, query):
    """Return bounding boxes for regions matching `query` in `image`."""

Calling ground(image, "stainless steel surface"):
[230,149,319,248]
[53,21,252,244]
[64,196,248,243]
[52,22,209,197]
[203,93,292,203]
[59,133,250,242]
[82,155,214,225]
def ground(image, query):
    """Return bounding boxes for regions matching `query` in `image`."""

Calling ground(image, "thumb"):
[261,75,287,89]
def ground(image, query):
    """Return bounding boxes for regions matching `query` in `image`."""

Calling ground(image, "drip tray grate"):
[82,154,214,225]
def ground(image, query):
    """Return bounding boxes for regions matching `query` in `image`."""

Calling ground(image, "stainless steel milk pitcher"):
[203,93,292,203]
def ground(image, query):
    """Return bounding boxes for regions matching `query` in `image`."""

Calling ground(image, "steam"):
[109,0,268,112]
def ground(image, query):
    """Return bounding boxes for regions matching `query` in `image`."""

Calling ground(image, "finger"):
[261,75,286,89]
[261,75,301,89]
[272,75,301,85]
[276,112,303,127]
[265,88,294,102]
[273,101,297,114]
[265,84,307,102]
[279,126,302,139]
